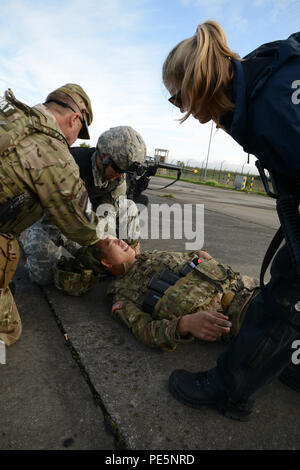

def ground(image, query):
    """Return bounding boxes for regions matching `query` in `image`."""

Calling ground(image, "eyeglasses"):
[45,99,84,127]
[110,159,144,176]
[110,159,125,174]
[168,90,182,109]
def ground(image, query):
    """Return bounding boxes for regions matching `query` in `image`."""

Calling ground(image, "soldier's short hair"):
[44,90,81,115]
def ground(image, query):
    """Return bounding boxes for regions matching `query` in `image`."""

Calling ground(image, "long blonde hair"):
[162,21,241,125]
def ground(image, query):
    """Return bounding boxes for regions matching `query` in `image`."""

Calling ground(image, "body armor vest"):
[0,89,66,157]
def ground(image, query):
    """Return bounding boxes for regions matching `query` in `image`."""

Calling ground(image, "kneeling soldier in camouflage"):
[54,237,260,350]
[0,84,107,347]
[24,126,146,286]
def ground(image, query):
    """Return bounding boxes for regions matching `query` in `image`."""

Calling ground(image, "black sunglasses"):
[110,159,125,174]
[45,99,84,127]
[110,159,144,176]
[168,90,182,109]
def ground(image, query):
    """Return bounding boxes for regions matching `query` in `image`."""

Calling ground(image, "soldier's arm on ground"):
[177,310,232,342]
[110,298,193,351]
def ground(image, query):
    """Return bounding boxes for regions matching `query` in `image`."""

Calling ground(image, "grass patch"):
[155,174,268,197]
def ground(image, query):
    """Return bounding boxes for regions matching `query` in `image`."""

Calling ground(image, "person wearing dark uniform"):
[163,21,300,419]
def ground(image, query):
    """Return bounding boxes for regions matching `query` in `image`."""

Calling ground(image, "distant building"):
[154,148,169,163]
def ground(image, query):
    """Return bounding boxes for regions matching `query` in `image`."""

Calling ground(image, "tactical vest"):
[141,257,259,331]
[142,258,238,316]
[0,89,67,157]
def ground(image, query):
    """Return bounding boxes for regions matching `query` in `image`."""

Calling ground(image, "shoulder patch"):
[111,301,122,314]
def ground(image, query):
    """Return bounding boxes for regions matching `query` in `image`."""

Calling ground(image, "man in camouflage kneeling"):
[0,83,104,348]
[24,126,146,286]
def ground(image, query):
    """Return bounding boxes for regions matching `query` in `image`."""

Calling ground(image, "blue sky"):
[0,0,299,173]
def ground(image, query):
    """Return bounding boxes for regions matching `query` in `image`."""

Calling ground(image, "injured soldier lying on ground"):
[53,237,260,351]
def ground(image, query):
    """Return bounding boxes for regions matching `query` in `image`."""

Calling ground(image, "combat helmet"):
[53,256,99,296]
[97,126,146,175]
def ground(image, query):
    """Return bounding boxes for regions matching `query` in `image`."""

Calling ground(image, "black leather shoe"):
[279,363,300,392]
[169,368,253,422]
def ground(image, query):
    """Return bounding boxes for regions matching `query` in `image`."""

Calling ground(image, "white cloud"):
[0,0,165,143]
[0,0,287,174]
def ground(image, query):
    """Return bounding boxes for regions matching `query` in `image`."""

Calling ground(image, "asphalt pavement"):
[0,178,299,451]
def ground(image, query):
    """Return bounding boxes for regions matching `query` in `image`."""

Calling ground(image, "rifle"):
[144,160,198,190]
[256,160,300,288]
[0,193,30,226]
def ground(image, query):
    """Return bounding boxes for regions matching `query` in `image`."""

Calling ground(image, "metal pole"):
[204,121,214,180]
[241,162,248,175]
[200,159,205,178]
[218,160,226,182]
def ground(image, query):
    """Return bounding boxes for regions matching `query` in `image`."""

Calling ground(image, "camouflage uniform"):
[24,150,141,286]
[24,195,141,285]
[107,250,259,351]
[24,126,145,285]
[0,85,99,346]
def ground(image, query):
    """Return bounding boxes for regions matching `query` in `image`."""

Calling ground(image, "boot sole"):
[168,379,251,422]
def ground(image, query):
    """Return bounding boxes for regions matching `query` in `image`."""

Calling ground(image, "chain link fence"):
[156,165,267,194]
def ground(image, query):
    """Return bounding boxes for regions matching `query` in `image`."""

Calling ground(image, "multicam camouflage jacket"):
[107,250,259,351]
[0,92,99,246]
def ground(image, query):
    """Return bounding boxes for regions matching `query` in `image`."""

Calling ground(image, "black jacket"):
[70,146,122,210]
[221,32,300,179]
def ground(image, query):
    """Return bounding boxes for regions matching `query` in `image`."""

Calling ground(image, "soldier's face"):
[105,163,123,180]
[100,237,136,266]
[63,112,83,146]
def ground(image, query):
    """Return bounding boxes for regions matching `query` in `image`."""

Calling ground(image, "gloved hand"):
[74,245,104,273]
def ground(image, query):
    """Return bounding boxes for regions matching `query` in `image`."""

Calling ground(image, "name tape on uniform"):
[0,340,6,365]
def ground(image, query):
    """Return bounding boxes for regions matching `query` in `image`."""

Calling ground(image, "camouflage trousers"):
[0,233,22,346]
[24,198,141,286]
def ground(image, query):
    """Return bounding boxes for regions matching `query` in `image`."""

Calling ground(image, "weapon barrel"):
[147,161,197,173]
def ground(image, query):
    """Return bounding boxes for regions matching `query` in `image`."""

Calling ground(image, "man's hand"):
[197,250,212,260]
[177,310,232,342]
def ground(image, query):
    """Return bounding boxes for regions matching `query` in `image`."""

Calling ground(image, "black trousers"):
[215,244,300,402]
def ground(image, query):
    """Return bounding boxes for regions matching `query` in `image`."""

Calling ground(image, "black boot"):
[168,368,253,422]
[278,363,300,392]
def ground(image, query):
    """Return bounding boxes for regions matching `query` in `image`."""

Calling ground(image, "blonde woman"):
[163,21,300,421]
